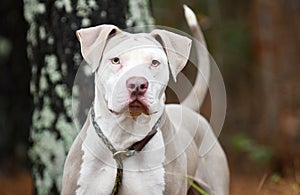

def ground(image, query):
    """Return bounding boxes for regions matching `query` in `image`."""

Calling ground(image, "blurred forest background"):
[0,0,299,194]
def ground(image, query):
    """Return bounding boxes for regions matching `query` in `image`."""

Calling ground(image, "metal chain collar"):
[90,103,161,195]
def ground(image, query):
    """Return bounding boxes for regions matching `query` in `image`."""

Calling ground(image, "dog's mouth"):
[108,97,155,119]
[109,100,157,119]
[128,100,149,118]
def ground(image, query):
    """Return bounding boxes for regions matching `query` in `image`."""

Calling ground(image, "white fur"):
[76,35,168,195]
[98,36,169,115]
[183,5,198,27]
[63,8,229,194]
[77,121,166,195]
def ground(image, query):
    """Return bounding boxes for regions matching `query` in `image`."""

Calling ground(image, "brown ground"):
[0,168,32,195]
[231,171,300,195]
[0,167,299,195]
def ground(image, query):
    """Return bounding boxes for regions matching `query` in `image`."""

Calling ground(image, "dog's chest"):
[76,125,165,195]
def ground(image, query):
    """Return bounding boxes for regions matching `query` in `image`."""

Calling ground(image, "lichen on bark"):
[127,0,155,31]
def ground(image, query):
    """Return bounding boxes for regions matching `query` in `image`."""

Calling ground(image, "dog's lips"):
[128,100,149,116]
[109,108,120,115]
[108,100,150,116]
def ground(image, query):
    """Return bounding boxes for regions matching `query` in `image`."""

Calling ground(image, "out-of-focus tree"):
[24,0,154,193]
[252,0,300,174]
[153,0,300,173]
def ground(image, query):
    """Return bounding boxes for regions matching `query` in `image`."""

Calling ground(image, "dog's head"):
[77,25,191,119]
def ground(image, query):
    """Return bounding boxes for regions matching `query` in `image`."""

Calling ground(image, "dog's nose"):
[126,77,148,95]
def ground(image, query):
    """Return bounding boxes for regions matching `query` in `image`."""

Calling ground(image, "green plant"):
[231,134,273,165]
[185,175,209,195]
[270,172,281,183]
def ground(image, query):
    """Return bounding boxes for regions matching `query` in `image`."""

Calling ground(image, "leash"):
[90,103,161,195]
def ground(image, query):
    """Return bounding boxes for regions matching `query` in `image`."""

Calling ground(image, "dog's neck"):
[93,90,163,150]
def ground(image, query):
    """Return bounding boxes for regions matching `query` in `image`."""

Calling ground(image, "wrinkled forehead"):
[103,32,164,56]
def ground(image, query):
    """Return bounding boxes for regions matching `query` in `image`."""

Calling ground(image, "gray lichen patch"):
[55,84,68,99]
[76,0,99,27]
[24,0,46,23]
[39,26,47,40]
[44,55,63,83]
[39,69,48,94]
[54,0,73,13]
[56,114,77,149]
[29,130,66,193]
[24,0,46,46]
[40,103,56,129]
[127,0,155,31]
[64,97,73,118]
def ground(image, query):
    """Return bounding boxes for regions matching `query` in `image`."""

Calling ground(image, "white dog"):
[62,5,229,195]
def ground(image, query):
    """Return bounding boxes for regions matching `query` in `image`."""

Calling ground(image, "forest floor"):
[0,165,299,194]
[230,167,300,195]
[0,157,299,194]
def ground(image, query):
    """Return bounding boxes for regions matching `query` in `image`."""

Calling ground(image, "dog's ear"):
[76,25,120,72]
[151,30,192,82]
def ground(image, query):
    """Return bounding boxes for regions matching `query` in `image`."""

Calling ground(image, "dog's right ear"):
[76,25,120,72]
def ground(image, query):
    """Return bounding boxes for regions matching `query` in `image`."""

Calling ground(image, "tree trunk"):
[24,0,154,193]
[252,0,300,174]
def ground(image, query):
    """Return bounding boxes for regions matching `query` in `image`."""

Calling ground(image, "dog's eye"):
[151,59,160,67]
[111,57,120,65]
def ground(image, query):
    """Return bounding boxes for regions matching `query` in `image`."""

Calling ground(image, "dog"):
[62,5,229,195]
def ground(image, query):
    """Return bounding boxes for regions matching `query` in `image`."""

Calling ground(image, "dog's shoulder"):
[165,104,212,146]
[165,104,208,129]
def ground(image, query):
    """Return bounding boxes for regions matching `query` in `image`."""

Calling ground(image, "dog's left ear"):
[151,29,192,82]
[76,25,120,72]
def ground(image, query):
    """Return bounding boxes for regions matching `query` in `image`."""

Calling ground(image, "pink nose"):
[126,77,148,96]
